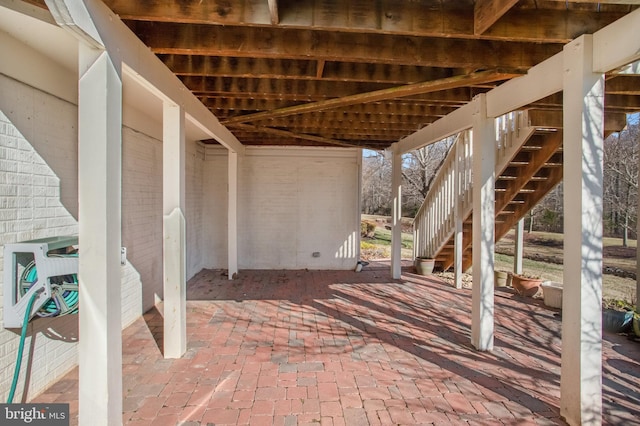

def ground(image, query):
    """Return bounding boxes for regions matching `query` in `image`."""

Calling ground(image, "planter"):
[494,270,510,288]
[415,257,435,275]
[540,281,563,309]
[511,274,542,297]
[603,309,633,333]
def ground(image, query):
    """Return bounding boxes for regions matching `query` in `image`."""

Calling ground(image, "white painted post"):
[454,137,463,289]
[561,34,604,426]
[471,95,495,351]
[391,144,402,279]
[77,45,123,426]
[163,102,186,359]
[228,150,239,279]
[356,151,363,262]
[514,218,524,275]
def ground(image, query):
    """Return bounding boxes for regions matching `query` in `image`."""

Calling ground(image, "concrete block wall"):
[202,146,361,270]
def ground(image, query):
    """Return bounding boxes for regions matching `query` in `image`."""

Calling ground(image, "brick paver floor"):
[33,261,640,425]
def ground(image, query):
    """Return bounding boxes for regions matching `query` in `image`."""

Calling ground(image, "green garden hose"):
[7,290,40,404]
[19,255,79,317]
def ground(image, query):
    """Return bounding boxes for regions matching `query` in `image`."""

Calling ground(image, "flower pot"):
[540,281,562,309]
[603,309,633,333]
[415,257,435,275]
[511,274,542,297]
[494,270,510,288]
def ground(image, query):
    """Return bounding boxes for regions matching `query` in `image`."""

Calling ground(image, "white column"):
[514,219,524,275]
[453,137,463,289]
[228,150,239,279]
[471,94,495,351]
[391,145,402,279]
[561,34,604,426]
[77,45,123,426]
[163,102,186,359]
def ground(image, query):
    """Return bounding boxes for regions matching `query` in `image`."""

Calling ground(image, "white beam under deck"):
[470,95,495,352]
[453,140,464,290]
[561,34,605,426]
[76,0,243,153]
[163,102,187,359]
[514,219,524,275]
[397,101,475,154]
[228,151,239,280]
[391,144,403,279]
[77,44,123,426]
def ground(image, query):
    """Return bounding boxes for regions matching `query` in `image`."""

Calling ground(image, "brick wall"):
[0,74,147,401]
[202,146,361,270]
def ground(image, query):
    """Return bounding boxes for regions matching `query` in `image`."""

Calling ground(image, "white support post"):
[77,45,123,426]
[163,102,186,359]
[561,35,604,426]
[514,218,524,275]
[453,138,463,289]
[471,95,495,351]
[356,151,363,262]
[391,145,402,279]
[228,150,239,279]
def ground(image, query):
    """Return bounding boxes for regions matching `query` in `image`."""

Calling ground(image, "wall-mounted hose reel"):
[3,236,79,329]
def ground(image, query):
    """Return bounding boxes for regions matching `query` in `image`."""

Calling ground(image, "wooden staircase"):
[412,110,566,272]
[436,129,563,271]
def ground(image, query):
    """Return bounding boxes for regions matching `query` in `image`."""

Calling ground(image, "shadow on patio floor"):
[32,261,640,425]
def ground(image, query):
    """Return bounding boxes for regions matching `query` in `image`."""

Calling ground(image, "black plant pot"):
[602,309,633,333]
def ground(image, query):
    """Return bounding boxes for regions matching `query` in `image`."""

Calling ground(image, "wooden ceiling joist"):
[109,0,630,43]
[128,21,563,70]
[474,0,519,35]
[221,69,519,125]
[228,123,379,149]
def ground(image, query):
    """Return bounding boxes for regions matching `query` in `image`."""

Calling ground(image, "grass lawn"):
[361,215,638,304]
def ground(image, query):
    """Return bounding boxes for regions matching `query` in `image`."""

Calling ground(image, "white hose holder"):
[3,236,78,329]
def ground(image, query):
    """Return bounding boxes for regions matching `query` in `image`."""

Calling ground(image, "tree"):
[361,151,392,215]
[603,114,639,246]
[401,137,454,216]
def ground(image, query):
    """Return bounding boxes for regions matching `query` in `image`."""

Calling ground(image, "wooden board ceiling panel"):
[25,0,640,148]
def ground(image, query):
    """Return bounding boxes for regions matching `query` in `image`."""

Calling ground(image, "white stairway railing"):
[413,110,533,261]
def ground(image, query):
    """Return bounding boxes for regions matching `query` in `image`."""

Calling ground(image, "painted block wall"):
[0,74,160,401]
[202,146,361,270]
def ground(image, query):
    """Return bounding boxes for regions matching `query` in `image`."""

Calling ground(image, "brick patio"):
[33,262,640,425]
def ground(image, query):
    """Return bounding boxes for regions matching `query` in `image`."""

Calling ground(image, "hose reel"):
[3,236,79,329]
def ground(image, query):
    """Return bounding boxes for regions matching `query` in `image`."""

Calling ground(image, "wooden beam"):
[528,109,628,133]
[221,70,518,124]
[545,0,640,3]
[228,123,376,148]
[268,0,278,25]
[108,0,627,43]
[474,0,519,35]
[605,76,640,94]
[179,76,395,99]
[159,54,462,84]
[316,59,325,79]
[128,21,562,69]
